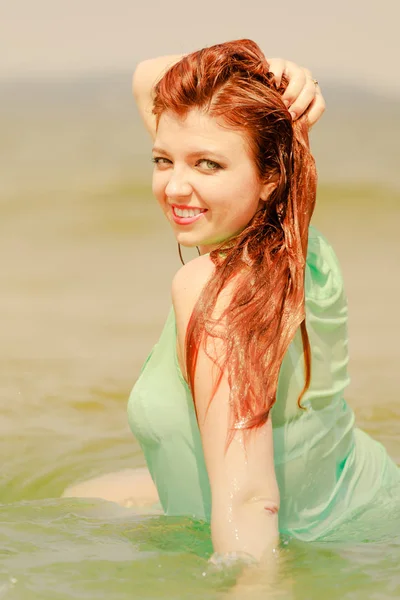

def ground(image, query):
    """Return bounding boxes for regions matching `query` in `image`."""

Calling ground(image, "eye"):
[196,159,222,171]
[152,157,172,167]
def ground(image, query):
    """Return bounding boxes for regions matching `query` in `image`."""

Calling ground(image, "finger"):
[267,57,286,88]
[281,67,308,108]
[306,88,326,128]
[286,77,317,120]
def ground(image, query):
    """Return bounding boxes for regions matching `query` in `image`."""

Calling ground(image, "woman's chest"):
[127,340,198,445]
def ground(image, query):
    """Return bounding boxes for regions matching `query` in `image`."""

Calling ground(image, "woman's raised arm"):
[132,54,325,140]
[132,55,182,139]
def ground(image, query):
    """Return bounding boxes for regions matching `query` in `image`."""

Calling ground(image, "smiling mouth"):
[172,206,207,218]
[171,206,208,225]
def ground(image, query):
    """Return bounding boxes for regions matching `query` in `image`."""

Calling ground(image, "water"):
[1,75,399,598]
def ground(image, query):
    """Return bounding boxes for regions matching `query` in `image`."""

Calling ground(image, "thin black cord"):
[177,244,201,265]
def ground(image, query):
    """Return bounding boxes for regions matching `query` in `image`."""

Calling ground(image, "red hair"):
[153,40,316,438]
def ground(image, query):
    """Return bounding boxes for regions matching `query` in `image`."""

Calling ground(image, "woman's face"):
[152,109,272,255]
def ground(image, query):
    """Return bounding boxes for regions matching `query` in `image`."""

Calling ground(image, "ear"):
[259,181,278,202]
[260,170,280,202]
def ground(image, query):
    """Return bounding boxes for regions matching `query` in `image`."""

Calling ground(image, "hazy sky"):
[2,0,399,94]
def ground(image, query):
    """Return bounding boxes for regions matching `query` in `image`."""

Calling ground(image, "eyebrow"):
[152,146,227,161]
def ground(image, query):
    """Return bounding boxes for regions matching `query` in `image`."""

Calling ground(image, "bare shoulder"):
[171,254,216,314]
[172,252,244,325]
[172,255,216,377]
[172,253,243,374]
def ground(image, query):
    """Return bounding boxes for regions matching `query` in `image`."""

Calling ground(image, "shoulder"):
[171,254,216,315]
[171,254,216,379]
[306,225,345,305]
[172,252,247,325]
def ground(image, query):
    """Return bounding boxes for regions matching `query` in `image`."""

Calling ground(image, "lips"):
[171,205,207,225]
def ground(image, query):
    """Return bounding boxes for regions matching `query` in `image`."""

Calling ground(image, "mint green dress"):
[128,226,400,542]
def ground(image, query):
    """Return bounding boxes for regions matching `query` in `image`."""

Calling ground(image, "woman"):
[66,40,400,561]
[62,49,323,508]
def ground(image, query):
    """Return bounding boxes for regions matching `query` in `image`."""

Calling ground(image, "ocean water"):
[0,74,399,598]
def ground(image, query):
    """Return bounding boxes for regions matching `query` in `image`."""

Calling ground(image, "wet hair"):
[153,39,316,441]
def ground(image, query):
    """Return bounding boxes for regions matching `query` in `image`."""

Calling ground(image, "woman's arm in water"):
[172,255,280,562]
[132,54,325,140]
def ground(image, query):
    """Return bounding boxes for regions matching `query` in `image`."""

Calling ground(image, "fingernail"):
[290,111,296,120]
[283,99,290,107]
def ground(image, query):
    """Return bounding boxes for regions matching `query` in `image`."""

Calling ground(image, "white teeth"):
[174,207,203,218]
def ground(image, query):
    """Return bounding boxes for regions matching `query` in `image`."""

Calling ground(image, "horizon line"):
[1,68,399,100]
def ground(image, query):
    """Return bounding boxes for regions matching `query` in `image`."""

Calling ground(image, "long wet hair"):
[153,39,317,439]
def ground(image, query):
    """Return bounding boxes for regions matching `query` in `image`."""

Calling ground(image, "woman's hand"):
[209,546,287,600]
[268,58,325,127]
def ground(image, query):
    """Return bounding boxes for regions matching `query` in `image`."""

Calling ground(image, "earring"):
[177,244,201,266]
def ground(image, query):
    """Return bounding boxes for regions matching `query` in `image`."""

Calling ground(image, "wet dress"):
[128,226,400,542]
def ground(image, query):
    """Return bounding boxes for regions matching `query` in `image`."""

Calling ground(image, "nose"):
[165,168,192,199]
